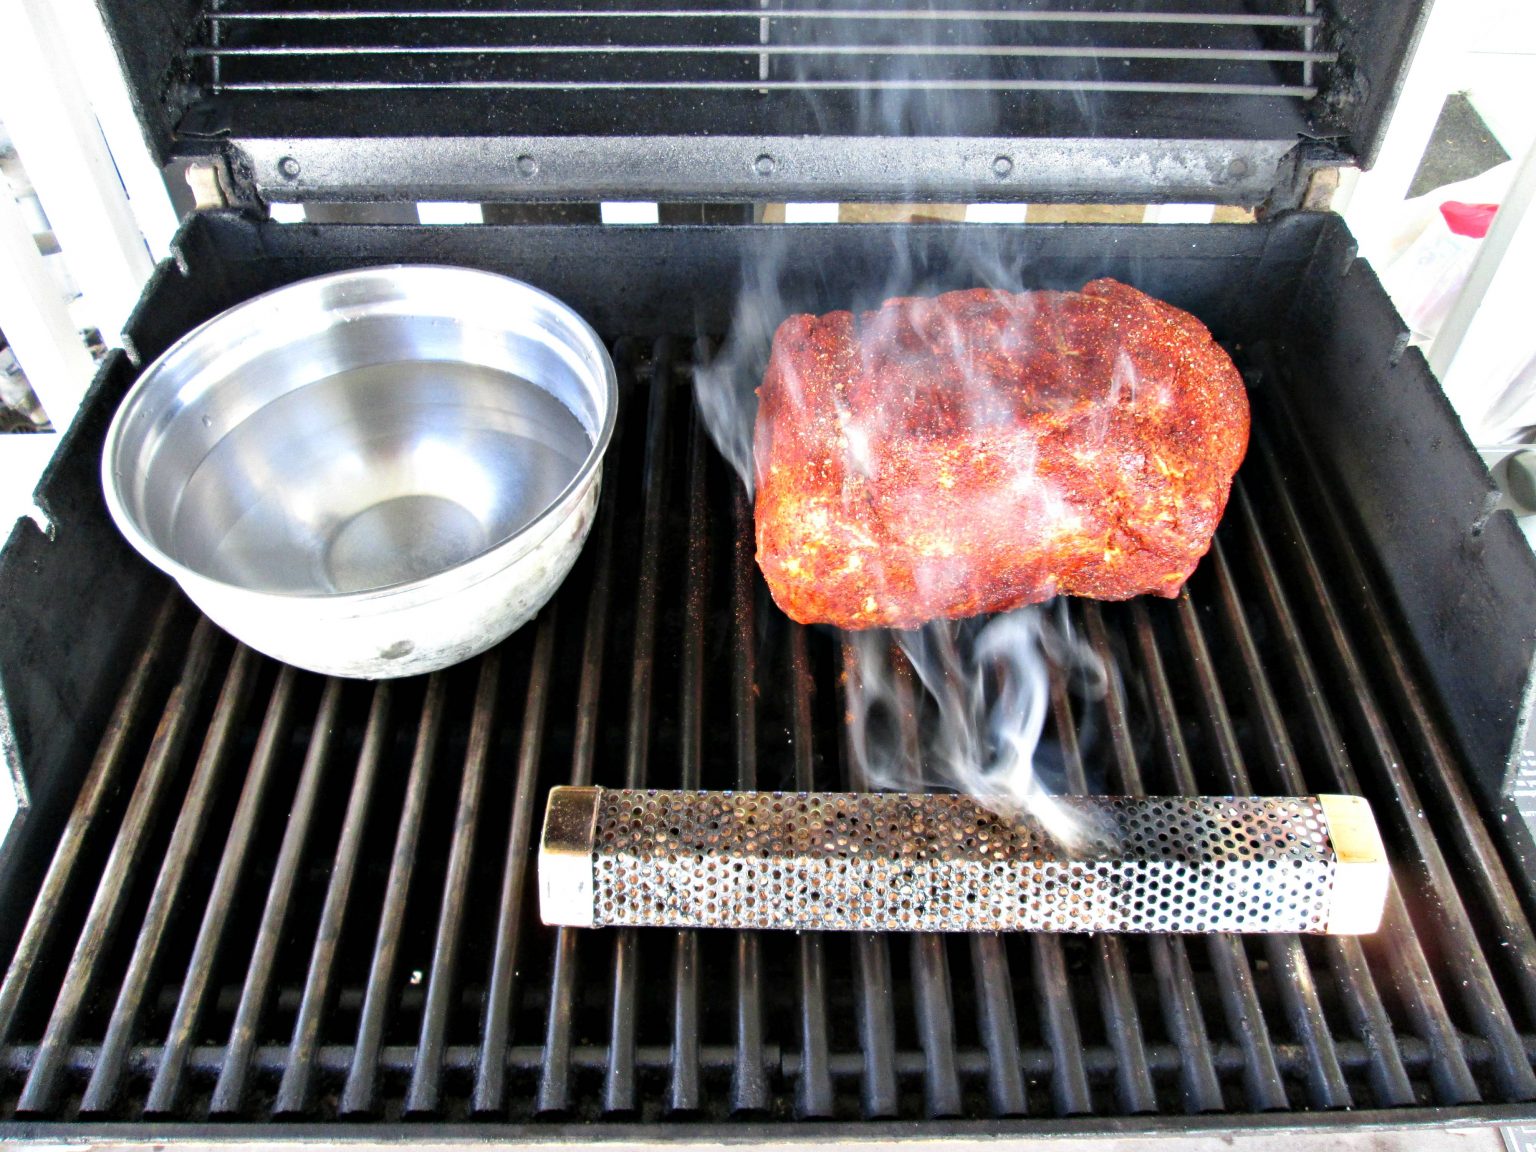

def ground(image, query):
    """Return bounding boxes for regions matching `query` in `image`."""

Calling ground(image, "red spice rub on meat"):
[752,278,1250,629]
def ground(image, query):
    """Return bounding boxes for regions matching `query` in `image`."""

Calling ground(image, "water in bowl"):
[170,360,593,594]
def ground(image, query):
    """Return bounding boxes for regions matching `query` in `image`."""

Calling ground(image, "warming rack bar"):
[206,9,1326,27]
[212,79,1320,96]
[191,45,1336,63]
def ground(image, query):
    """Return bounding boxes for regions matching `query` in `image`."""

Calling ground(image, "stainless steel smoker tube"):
[538,787,1389,935]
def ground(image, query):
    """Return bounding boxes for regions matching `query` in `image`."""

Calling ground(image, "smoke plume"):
[691,1,1126,848]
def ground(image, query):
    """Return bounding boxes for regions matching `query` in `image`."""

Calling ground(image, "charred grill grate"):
[3,336,1536,1128]
[191,0,1335,100]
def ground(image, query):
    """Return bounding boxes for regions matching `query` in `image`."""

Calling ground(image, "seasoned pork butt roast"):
[753,279,1249,629]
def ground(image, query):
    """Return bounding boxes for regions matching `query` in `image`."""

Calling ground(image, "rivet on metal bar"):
[539,788,1388,935]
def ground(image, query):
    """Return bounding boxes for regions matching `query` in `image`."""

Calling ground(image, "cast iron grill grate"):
[3,337,1536,1127]
[191,0,1335,100]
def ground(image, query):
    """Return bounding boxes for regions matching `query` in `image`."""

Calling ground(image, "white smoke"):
[846,605,1112,850]
[689,0,1134,849]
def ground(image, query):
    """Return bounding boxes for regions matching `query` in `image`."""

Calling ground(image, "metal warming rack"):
[144,0,1411,207]
[193,6,1332,96]
[7,0,1536,1140]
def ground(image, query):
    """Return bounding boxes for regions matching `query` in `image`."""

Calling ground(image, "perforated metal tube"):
[539,788,1387,935]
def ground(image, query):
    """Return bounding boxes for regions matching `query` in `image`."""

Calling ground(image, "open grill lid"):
[99,0,1430,209]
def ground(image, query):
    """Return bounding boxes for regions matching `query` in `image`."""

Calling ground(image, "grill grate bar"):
[1084,603,1224,1113]
[1239,445,1536,1101]
[606,341,673,1115]
[889,667,961,1112]
[669,415,708,1114]
[840,643,901,1118]
[342,675,445,1118]
[1170,595,1352,1110]
[475,615,558,1114]
[670,931,701,1113]
[17,618,221,1115]
[970,935,1027,1116]
[8,1032,1518,1087]
[339,671,445,1116]
[81,644,260,1113]
[0,594,180,1049]
[730,484,770,1114]
[274,683,392,1115]
[886,662,963,1118]
[1128,602,1288,1110]
[405,653,500,1114]
[623,343,673,796]
[1229,479,1480,1105]
[211,676,344,1113]
[1031,932,1092,1114]
[851,930,900,1116]
[911,934,963,1117]
[1204,536,1414,1107]
[146,663,298,1115]
[1205,539,1301,791]
[1051,675,1158,1114]
[1258,414,1536,1013]
[536,432,620,1115]
[788,622,834,1119]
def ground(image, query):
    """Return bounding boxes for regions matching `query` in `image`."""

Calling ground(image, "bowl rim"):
[101,263,618,603]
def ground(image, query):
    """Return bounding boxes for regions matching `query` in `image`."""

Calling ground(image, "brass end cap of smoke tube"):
[1317,793,1391,935]
[539,786,601,928]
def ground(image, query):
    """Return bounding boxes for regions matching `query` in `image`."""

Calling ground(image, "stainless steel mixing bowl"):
[102,265,616,678]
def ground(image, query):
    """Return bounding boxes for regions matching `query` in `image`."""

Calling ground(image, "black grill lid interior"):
[99,0,1430,206]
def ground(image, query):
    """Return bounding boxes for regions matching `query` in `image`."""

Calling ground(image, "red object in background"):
[1440,201,1500,239]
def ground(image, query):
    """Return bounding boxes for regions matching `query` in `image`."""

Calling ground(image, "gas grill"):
[6,0,1536,1140]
